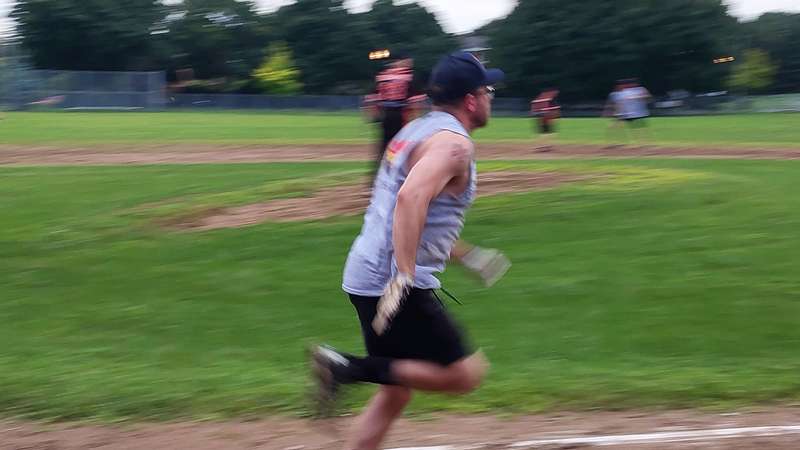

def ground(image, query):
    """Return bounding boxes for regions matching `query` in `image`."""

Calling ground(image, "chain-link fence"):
[165,92,799,117]
[20,70,167,110]
[0,45,167,110]
[0,43,35,110]
[168,93,362,110]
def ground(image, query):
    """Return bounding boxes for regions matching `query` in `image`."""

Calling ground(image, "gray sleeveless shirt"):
[342,111,477,296]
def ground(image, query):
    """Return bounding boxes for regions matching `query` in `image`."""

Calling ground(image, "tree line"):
[8,0,799,99]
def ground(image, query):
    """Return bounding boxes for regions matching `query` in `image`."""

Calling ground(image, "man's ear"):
[465,93,477,113]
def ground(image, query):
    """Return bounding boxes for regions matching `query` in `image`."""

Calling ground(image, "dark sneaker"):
[310,344,352,418]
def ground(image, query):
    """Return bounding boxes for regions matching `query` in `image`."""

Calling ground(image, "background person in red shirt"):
[530,88,561,152]
[364,51,427,180]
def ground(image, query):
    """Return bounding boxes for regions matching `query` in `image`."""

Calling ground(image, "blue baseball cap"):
[428,51,505,103]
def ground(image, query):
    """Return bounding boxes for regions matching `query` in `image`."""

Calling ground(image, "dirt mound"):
[172,171,590,230]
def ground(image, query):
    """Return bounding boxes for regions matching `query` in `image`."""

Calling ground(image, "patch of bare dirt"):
[2,407,799,449]
[478,143,800,160]
[0,144,371,165]
[2,143,800,166]
[171,171,591,230]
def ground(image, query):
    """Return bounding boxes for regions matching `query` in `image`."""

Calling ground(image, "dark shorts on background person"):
[537,118,556,134]
[349,289,472,366]
[372,106,406,177]
[381,107,406,152]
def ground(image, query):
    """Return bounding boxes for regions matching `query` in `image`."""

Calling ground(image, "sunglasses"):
[467,86,495,101]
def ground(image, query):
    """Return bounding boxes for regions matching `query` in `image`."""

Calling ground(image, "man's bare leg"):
[605,119,626,147]
[392,352,488,394]
[345,385,412,450]
[344,353,486,450]
[535,132,556,152]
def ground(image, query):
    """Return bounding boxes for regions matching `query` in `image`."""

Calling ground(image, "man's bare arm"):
[392,133,472,276]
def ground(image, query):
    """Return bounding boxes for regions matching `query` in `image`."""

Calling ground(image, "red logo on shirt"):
[386,140,409,164]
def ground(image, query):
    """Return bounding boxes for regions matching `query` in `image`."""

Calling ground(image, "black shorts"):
[349,289,472,366]
[538,119,556,134]
[381,107,405,152]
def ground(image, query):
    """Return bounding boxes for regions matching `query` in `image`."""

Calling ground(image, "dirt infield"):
[2,143,800,166]
[3,407,799,449]
[169,172,592,230]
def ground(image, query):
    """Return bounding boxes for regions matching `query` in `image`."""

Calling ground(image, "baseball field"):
[1,111,799,448]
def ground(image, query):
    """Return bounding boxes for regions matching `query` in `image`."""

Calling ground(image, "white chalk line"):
[387,424,800,449]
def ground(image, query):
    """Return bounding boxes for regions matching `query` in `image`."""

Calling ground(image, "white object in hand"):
[372,273,414,335]
[461,247,511,287]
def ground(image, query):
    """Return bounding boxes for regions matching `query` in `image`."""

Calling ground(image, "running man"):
[618,78,652,143]
[311,52,509,450]
[364,52,427,179]
[530,88,561,151]
[603,80,626,146]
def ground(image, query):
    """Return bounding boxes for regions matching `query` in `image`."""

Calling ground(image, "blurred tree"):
[16,0,798,98]
[11,0,167,70]
[267,0,454,94]
[266,0,372,94]
[484,0,737,100]
[728,49,778,94]
[252,42,303,94]
[357,0,456,83]
[162,0,269,80]
[742,13,800,93]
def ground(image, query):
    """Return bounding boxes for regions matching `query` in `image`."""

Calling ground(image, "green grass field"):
[2,157,800,421]
[1,111,798,146]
